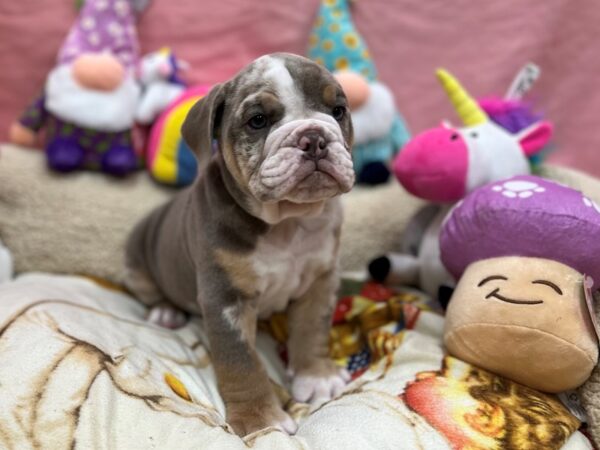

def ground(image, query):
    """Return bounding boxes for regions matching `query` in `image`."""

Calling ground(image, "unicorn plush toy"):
[369,66,554,299]
[395,68,553,203]
[135,47,188,125]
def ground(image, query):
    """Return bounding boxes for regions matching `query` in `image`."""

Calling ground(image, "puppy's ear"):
[181,83,226,168]
[346,111,354,150]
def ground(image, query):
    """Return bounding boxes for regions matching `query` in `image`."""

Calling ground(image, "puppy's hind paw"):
[147,303,188,329]
[273,413,298,435]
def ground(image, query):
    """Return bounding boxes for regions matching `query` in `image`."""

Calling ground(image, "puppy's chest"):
[251,220,336,318]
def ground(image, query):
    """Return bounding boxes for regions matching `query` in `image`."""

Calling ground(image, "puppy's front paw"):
[227,400,297,437]
[147,303,187,329]
[291,361,350,404]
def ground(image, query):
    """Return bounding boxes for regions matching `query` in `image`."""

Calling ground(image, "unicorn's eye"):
[471,131,478,138]
[450,133,459,141]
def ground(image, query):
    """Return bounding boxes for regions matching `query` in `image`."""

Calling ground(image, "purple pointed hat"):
[440,175,600,287]
[57,0,140,71]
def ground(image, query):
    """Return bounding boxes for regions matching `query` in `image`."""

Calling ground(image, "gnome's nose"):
[393,127,469,203]
[72,53,126,91]
[299,131,328,160]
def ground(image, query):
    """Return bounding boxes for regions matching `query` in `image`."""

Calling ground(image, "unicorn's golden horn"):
[436,69,488,126]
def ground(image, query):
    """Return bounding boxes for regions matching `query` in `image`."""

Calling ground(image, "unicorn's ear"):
[517,121,553,156]
[440,120,453,129]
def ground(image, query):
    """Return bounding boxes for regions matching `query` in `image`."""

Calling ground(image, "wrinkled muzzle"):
[251,119,354,203]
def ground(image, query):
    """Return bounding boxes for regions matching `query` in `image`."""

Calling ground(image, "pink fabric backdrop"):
[1,0,599,176]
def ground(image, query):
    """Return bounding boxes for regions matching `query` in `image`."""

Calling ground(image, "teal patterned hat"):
[308,0,377,81]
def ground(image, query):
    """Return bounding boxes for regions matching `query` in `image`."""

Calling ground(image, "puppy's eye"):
[247,114,268,130]
[332,106,346,121]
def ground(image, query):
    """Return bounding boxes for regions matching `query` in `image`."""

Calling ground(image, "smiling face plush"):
[444,257,598,392]
[441,175,600,392]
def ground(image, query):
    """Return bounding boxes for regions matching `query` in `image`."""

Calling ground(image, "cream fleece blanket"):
[0,144,424,283]
[0,144,599,444]
[2,145,597,282]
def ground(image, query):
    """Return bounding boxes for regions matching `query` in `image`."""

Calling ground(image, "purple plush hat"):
[440,175,600,287]
[57,0,140,71]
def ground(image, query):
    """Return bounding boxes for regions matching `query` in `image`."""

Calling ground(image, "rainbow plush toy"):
[307,0,410,185]
[145,85,210,186]
[369,65,553,299]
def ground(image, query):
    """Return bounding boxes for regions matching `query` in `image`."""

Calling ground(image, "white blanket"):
[0,274,590,449]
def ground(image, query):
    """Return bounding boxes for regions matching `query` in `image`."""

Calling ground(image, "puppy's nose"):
[299,131,328,160]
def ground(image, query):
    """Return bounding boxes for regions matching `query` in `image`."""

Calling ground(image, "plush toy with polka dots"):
[8,0,149,176]
[307,0,410,185]
[440,174,600,393]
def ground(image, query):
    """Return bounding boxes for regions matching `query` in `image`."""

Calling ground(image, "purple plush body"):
[440,175,600,287]
[19,94,138,176]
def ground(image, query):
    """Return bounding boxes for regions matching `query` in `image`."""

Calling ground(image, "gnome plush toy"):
[441,175,600,393]
[9,0,149,176]
[307,0,410,185]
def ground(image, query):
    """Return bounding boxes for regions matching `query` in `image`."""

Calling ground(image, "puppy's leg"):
[201,295,296,436]
[124,265,163,307]
[287,270,350,404]
[124,266,187,329]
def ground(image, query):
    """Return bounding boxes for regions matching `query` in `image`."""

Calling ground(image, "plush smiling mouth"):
[485,288,544,305]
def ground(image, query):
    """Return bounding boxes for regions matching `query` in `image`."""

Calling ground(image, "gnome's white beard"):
[45,64,141,132]
[351,81,396,145]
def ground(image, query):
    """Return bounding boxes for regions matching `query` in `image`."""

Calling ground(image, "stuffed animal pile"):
[369,66,553,299]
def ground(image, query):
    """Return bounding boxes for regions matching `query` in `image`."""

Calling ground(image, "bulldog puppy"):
[125,53,355,436]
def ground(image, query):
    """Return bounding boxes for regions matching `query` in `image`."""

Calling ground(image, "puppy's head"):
[182,53,354,216]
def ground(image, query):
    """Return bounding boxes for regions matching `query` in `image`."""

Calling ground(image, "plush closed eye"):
[247,114,268,130]
[332,106,346,121]
[532,280,563,295]
[477,275,508,287]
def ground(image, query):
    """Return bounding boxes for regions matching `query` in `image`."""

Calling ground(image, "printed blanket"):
[0,273,592,449]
